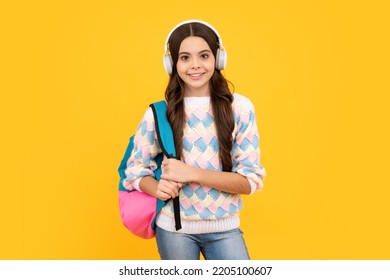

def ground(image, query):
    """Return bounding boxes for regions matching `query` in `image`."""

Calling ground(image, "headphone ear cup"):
[163,54,173,75]
[215,48,227,70]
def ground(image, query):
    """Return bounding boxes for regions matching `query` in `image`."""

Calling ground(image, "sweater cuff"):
[247,177,259,195]
[131,177,142,192]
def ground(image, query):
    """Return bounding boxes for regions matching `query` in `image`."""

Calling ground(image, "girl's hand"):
[156,178,182,201]
[161,158,195,183]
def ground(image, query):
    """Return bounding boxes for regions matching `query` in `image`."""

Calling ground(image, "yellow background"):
[1,0,389,259]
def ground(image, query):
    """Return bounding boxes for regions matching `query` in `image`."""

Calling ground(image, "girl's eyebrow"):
[179,49,211,55]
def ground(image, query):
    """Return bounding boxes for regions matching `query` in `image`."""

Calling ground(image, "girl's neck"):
[184,85,211,97]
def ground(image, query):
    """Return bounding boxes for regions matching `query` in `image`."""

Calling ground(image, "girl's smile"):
[188,72,205,80]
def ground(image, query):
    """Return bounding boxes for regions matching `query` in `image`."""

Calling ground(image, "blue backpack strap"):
[149,101,176,159]
[150,101,181,231]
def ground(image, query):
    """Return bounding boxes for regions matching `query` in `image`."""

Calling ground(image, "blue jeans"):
[155,227,250,260]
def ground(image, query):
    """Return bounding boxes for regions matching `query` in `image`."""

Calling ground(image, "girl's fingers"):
[158,179,180,199]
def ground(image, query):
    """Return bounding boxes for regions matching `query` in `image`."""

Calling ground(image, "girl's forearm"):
[139,176,158,197]
[161,158,251,195]
[190,167,251,195]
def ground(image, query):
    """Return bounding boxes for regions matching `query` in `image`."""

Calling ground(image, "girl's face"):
[176,36,215,97]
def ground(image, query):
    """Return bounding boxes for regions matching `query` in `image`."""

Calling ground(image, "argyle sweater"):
[124,93,266,234]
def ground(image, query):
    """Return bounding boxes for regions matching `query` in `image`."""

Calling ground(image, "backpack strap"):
[150,101,182,231]
[149,101,176,159]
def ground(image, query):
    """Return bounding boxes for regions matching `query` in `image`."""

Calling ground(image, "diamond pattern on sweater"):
[209,136,219,153]
[182,185,194,197]
[215,207,226,217]
[208,188,220,200]
[184,205,197,216]
[188,114,201,128]
[203,112,214,128]
[199,208,213,219]
[194,187,207,200]
[182,137,193,152]
[194,138,208,153]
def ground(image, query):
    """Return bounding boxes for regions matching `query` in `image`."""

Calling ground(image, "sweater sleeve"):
[122,107,161,191]
[231,94,266,194]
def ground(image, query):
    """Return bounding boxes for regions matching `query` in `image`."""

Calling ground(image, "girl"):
[123,20,266,260]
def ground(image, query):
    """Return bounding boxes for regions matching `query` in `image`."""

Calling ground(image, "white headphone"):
[163,19,227,75]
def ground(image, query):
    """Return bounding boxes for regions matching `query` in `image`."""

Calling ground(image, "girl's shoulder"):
[138,106,155,125]
[232,93,255,113]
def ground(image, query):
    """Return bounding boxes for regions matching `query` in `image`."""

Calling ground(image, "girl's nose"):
[191,58,200,69]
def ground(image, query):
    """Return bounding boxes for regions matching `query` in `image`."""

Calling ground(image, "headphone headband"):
[164,19,224,52]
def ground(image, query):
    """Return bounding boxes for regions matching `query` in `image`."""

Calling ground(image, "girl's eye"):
[180,55,190,61]
[200,53,209,59]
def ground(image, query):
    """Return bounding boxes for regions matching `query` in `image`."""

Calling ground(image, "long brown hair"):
[165,22,234,171]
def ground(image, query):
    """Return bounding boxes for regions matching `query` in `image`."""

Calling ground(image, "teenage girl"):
[123,19,266,260]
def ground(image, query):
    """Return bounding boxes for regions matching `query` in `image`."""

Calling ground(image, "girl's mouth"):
[188,73,204,79]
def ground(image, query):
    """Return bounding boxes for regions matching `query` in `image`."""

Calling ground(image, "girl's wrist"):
[188,165,201,183]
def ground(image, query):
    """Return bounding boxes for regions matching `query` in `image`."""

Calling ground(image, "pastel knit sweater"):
[124,93,266,234]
